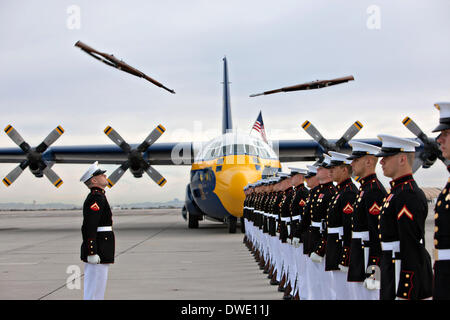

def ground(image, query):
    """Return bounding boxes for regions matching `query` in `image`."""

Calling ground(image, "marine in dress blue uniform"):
[376,135,433,300]
[346,141,387,289]
[309,155,337,263]
[432,102,450,299]
[301,165,319,255]
[80,161,115,300]
[325,152,358,272]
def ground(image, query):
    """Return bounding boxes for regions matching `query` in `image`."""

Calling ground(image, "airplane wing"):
[0,124,194,188]
[275,138,383,163]
[0,143,194,165]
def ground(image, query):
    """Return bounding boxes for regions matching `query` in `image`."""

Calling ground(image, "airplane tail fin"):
[222,57,233,134]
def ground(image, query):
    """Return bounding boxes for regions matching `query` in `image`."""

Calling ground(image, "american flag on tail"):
[251,111,268,143]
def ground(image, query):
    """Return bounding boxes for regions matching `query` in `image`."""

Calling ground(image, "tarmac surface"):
[0,208,282,300]
[0,206,436,300]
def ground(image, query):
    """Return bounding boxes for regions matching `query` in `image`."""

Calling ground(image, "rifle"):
[74,41,175,94]
[249,75,354,97]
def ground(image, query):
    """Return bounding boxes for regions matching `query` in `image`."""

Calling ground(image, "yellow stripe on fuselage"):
[191,154,281,217]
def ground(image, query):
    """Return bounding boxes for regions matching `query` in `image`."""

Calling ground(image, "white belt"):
[328,227,343,237]
[311,221,322,228]
[281,217,290,222]
[352,231,370,241]
[434,249,450,261]
[291,215,301,221]
[97,226,112,232]
[262,211,268,217]
[381,240,400,253]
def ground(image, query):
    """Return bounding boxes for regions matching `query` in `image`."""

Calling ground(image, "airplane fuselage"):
[186,132,280,223]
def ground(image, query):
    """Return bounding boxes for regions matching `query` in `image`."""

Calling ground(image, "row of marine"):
[243,102,450,300]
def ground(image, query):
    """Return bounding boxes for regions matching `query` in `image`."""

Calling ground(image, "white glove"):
[292,237,300,248]
[310,252,323,263]
[287,238,292,245]
[87,254,101,264]
[338,264,348,272]
[364,277,380,290]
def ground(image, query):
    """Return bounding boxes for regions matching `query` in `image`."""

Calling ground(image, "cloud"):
[1,0,449,203]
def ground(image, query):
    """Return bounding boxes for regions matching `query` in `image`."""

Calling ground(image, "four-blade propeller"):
[1,117,446,188]
[301,120,364,164]
[3,125,64,188]
[104,125,167,188]
[402,116,449,172]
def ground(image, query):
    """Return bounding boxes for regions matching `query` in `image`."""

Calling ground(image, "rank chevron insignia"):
[397,205,413,220]
[90,202,100,211]
[368,202,382,215]
[343,202,354,214]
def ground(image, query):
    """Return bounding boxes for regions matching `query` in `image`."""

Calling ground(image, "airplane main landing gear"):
[228,216,237,234]
[188,212,199,229]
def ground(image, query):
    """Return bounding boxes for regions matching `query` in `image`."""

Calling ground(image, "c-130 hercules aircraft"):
[0,42,445,233]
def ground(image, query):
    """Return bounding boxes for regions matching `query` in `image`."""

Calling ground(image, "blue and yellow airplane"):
[0,43,444,233]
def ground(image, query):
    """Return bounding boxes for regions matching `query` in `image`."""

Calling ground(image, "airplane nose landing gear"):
[227,215,237,234]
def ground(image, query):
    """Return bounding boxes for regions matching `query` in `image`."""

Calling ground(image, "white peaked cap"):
[348,141,381,156]
[306,165,318,174]
[288,167,308,175]
[329,151,352,165]
[433,102,450,132]
[319,153,332,167]
[80,161,107,183]
[376,134,420,156]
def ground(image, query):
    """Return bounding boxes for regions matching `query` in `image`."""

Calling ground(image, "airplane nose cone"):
[213,165,261,218]
[229,171,249,202]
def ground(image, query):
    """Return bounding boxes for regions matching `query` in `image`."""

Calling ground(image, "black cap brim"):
[432,123,450,133]
[92,169,107,176]
[374,151,400,158]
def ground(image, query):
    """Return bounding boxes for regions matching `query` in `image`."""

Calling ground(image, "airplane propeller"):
[402,116,449,171]
[2,125,65,187]
[301,120,364,164]
[103,125,167,188]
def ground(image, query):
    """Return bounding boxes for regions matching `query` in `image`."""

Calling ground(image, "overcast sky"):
[0,0,449,205]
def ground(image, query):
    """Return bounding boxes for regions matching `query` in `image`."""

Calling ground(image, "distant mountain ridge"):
[0,198,183,211]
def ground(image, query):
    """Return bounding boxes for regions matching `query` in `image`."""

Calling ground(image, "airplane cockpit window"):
[206,148,215,159]
[196,133,278,161]
[231,144,246,155]
[248,145,257,156]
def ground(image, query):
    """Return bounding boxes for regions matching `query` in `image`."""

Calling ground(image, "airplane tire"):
[188,213,199,229]
[228,216,237,234]
[240,217,245,233]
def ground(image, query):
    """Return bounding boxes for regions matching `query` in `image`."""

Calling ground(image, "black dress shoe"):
[270,279,279,285]
[283,294,293,300]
